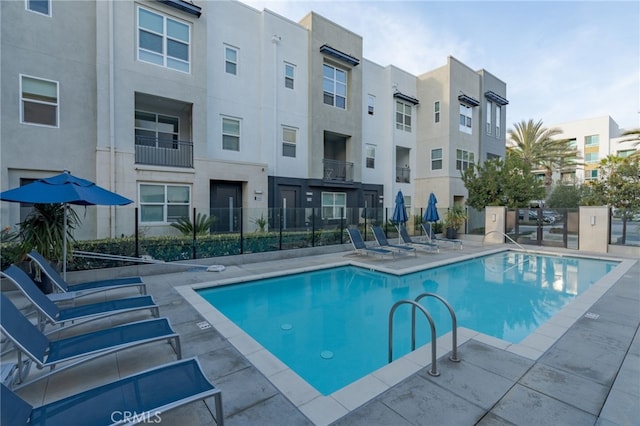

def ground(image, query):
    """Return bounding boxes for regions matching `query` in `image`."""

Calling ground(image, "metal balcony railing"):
[323,159,354,182]
[396,166,410,183]
[135,136,193,168]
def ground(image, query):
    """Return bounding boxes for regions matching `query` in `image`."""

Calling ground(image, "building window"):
[396,101,412,132]
[585,134,599,146]
[137,7,190,73]
[222,117,240,151]
[284,63,294,89]
[585,169,598,180]
[139,184,190,223]
[282,126,296,158]
[459,104,472,134]
[431,148,443,170]
[367,95,375,115]
[26,0,50,16]
[486,153,501,160]
[618,149,635,158]
[135,111,179,148]
[486,101,492,135]
[434,101,440,123]
[456,149,474,171]
[225,45,238,75]
[323,64,346,109]
[21,75,58,127]
[321,192,346,220]
[366,144,376,168]
[585,152,599,163]
[495,105,501,137]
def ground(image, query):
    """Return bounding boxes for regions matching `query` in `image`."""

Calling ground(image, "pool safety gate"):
[388,293,459,376]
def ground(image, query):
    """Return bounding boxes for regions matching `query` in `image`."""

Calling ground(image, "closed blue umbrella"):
[423,192,440,223]
[391,190,408,224]
[1,171,133,278]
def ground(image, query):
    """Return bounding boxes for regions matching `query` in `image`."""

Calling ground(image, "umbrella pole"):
[63,203,67,280]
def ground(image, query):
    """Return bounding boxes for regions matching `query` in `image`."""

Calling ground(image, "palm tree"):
[507,119,580,189]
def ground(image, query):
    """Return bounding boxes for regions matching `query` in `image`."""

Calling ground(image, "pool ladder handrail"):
[483,230,527,252]
[388,293,460,377]
[414,293,460,363]
[388,300,439,376]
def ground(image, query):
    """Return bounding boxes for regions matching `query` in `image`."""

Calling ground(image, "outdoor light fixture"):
[590,216,596,226]
[491,213,497,222]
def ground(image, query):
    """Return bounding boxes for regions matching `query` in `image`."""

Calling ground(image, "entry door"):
[210,182,242,233]
[280,188,298,230]
[363,191,378,221]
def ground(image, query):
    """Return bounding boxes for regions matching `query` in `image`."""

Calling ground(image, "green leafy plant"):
[251,213,267,232]
[170,213,217,236]
[444,204,467,231]
[17,203,79,264]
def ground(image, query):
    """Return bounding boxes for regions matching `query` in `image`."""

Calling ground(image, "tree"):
[546,184,582,208]
[462,154,545,209]
[585,155,640,243]
[507,119,580,188]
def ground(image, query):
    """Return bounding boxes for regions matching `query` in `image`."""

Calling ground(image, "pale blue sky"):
[240,0,640,131]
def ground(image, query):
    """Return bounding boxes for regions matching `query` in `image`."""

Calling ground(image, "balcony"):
[323,159,353,182]
[396,166,411,183]
[135,136,193,168]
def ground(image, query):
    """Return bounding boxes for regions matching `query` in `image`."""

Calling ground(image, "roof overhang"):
[156,0,202,17]
[485,91,509,105]
[458,94,480,107]
[320,44,360,66]
[393,92,420,105]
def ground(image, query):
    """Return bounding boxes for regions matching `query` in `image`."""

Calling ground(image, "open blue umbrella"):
[391,190,408,224]
[1,171,132,278]
[423,192,440,223]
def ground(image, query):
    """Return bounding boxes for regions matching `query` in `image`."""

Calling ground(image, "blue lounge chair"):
[397,225,439,253]
[371,225,417,256]
[0,293,181,389]
[421,223,463,250]
[1,357,223,426]
[346,228,394,258]
[27,250,146,299]
[1,265,159,332]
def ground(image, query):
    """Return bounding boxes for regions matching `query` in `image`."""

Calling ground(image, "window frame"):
[221,116,241,151]
[486,101,492,135]
[25,0,50,16]
[431,148,443,170]
[456,149,475,171]
[138,183,191,224]
[585,135,600,147]
[495,105,501,137]
[585,152,599,163]
[322,63,347,109]
[224,45,238,75]
[137,6,191,73]
[321,192,347,220]
[20,74,59,127]
[282,125,297,158]
[459,103,472,134]
[396,100,412,132]
[367,94,375,115]
[434,101,440,123]
[134,110,180,149]
[365,144,376,169]
[284,62,295,89]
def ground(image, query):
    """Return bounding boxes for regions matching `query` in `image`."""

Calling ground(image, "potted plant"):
[444,204,467,239]
[16,203,79,293]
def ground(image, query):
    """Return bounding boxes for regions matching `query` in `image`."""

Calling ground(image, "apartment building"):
[0,0,507,239]
[548,116,636,184]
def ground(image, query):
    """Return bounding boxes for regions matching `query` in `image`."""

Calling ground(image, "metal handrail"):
[388,299,439,376]
[414,293,460,362]
[483,230,527,251]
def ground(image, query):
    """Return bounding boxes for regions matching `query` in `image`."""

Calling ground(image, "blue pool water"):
[198,251,618,395]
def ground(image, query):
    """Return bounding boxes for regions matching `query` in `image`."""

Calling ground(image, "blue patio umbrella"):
[391,190,408,224]
[1,171,132,278]
[423,192,440,223]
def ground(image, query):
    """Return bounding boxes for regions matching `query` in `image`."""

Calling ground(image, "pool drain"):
[280,323,293,330]
[320,350,334,359]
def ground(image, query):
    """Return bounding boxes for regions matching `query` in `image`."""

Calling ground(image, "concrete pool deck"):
[5,241,639,425]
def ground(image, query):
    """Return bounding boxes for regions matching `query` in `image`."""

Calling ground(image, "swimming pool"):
[197,251,619,395]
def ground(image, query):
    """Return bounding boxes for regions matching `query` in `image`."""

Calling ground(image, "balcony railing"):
[396,166,410,183]
[323,159,354,182]
[135,136,193,168]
